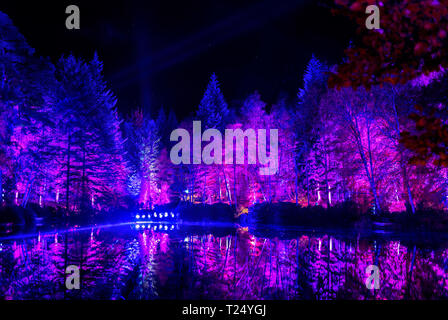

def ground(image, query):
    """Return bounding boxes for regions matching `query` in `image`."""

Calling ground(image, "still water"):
[1,222,448,300]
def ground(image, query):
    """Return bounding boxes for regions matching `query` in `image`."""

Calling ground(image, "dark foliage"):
[175,202,236,222]
[243,201,364,228]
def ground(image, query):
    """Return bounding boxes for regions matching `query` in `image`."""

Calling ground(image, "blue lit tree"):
[85,53,128,208]
[156,107,178,149]
[294,55,329,206]
[197,73,230,130]
[196,73,231,203]
[55,53,127,212]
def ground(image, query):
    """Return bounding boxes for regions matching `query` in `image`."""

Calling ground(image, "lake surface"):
[1,222,448,300]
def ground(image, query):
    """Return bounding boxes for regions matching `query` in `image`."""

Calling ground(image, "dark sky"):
[0,0,355,119]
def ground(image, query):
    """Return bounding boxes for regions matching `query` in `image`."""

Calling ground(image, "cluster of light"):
[135,212,176,220]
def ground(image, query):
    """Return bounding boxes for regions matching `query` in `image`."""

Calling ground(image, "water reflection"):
[1,224,448,300]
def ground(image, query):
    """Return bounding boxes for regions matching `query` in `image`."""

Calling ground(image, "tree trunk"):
[222,169,231,204]
[148,171,152,209]
[21,176,35,208]
[367,125,381,213]
[218,172,222,202]
[190,167,195,203]
[81,144,87,211]
[0,168,2,204]
[324,151,331,208]
[353,121,381,213]
[66,130,71,214]
[306,162,310,206]
[294,162,299,205]
[392,88,415,214]
[202,169,206,203]
[359,149,381,214]
[401,162,415,214]
[233,163,237,210]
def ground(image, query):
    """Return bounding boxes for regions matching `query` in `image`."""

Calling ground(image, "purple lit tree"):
[294,56,329,206]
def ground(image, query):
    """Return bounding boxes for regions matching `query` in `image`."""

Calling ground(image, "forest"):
[1,1,448,223]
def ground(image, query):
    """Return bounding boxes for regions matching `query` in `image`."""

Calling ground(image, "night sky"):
[0,0,355,119]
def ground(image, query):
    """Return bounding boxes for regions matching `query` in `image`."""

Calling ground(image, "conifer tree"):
[124,110,160,208]
[55,54,127,212]
[0,11,58,207]
[294,55,329,206]
[197,73,230,130]
[196,73,230,203]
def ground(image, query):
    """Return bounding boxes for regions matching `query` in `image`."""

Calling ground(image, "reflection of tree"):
[406,247,448,299]
[75,231,129,299]
[0,237,65,299]
[2,227,448,299]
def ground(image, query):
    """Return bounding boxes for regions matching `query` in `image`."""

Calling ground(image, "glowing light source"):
[136,215,140,219]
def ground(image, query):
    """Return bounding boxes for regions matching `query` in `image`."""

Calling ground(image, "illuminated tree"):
[0,11,58,207]
[326,87,384,212]
[196,73,231,203]
[55,54,127,212]
[124,110,161,208]
[294,56,329,206]
[197,73,230,130]
[331,0,448,170]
